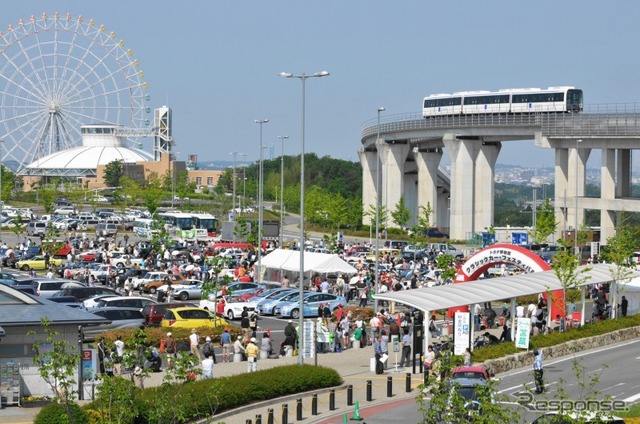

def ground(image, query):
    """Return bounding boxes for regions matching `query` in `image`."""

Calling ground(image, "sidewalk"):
[0,344,425,424]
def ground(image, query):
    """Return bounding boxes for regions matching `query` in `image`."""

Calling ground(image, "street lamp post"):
[374,107,385,314]
[279,70,330,365]
[255,119,269,285]
[0,139,3,247]
[229,151,247,218]
[277,135,289,247]
[171,151,179,208]
[574,139,582,254]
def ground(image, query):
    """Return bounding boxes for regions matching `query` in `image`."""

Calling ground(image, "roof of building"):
[0,284,109,326]
[18,124,153,177]
[374,263,640,312]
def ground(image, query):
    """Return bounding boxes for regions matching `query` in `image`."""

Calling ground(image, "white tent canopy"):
[374,263,640,313]
[261,248,358,275]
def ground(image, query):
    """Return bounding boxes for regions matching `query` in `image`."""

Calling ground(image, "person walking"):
[163,332,176,369]
[113,335,125,376]
[373,334,384,375]
[201,353,214,379]
[621,296,629,317]
[220,327,232,363]
[189,329,200,359]
[533,349,544,394]
[245,337,259,373]
[399,328,411,368]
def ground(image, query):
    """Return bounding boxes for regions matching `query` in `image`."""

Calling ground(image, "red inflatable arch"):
[448,243,564,321]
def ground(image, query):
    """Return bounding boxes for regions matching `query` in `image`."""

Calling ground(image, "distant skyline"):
[1,1,639,168]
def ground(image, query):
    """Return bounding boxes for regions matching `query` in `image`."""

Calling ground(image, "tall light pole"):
[279,70,330,365]
[574,139,582,254]
[277,135,289,247]
[229,151,247,217]
[374,107,384,314]
[255,119,269,285]
[171,151,179,208]
[0,139,3,246]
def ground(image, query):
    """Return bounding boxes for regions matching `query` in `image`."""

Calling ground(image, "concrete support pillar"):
[554,148,569,239]
[616,149,631,198]
[379,141,410,229]
[474,142,501,233]
[414,148,443,228]
[601,148,616,242]
[443,134,479,240]
[358,149,377,226]
[568,145,591,233]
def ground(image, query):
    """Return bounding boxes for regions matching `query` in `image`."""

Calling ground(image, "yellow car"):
[160,307,228,329]
[16,255,63,271]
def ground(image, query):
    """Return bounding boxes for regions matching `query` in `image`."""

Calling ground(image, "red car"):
[451,365,493,381]
[78,251,98,262]
[239,287,265,301]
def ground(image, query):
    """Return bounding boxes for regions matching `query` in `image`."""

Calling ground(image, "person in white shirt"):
[201,354,214,379]
[527,302,537,318]
[113,336,125,376]
[516,303,525,318]
[189,329,200,359]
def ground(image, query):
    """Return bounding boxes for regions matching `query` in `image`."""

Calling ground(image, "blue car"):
[278,292,348,319]
[255,289,299,315]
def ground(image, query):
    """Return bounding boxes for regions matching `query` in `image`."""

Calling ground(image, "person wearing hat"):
[189,329,200,359]
[533,349,544,394]
[202,336,216,363]
[245,337,259,372]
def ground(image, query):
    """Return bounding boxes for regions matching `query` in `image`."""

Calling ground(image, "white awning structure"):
[374,263,640,312]
[261,248,358,275]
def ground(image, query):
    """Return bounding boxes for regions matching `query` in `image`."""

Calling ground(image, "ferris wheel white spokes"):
[0,12,150,170]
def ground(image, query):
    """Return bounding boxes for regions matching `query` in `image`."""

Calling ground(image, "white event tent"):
[261,248,357,275]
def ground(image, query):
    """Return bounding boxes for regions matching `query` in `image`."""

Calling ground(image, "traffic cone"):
[351,400,363,421]
[343,412,348,423]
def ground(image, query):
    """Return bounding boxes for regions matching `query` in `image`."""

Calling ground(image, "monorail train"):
[422,86,583,118]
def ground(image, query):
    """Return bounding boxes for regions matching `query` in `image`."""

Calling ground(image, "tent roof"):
[261,248,357,275]
[375,263,640,312]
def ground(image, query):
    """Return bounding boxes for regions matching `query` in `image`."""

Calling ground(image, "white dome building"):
[18,124,153,178]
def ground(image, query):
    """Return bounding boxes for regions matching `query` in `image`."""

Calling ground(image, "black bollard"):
[347,384,354,406]
[329,389,336,411]
[366,380,373,402]
[406,372,412,393]
[296,398,303,421]
[282,404,288,424]
[267,408,274,424]
[246,420,252,424]
[387,376,393,397]
[256,415,262,424]
[312,393,318,415]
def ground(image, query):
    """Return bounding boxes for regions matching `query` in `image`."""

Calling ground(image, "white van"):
[96,223,118,238]
[26,221,48,237]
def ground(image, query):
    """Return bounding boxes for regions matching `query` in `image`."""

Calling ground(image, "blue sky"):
[2,1,639,168]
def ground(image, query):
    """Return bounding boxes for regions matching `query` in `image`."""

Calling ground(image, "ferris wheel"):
[0,12,151,170]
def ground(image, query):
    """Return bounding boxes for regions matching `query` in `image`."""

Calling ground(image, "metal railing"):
[361,103,640,141]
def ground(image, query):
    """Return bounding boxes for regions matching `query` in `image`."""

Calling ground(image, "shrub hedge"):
[472,314,640,363]
[83,364,342,424]
[35,402,89,424]
[93,325,242,347]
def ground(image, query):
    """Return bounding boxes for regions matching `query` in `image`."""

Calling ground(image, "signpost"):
[453,311,471,355]
[515,318,532,349]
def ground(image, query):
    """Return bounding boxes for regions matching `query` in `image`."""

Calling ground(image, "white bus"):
[157,212,195,239]
[132,218,155,239]
[191,213,218,240]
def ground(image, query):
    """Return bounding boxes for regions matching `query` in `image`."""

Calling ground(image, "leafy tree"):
[0,164,16,203]
[600,224,637,318]
[418,352,520,423]
[39,180,59,213]
[416,203,434,233]
[9,215,26,240]
[530,197,557,244]
[28,318,81,417]
[551,240,591,316]
[365,201,388,233]
[140,174,165,214]
[103,160,124,188]
[215,168,234,196]
[325,193,349,230]
[391,195,411,229]
[435,254,457,284]
[233,215,251,242]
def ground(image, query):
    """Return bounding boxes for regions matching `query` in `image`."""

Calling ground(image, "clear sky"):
[2,1,639,168]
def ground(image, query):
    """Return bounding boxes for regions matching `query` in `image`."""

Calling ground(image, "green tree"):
[39,180,59,213]
[365,201,388,233]
[551,240,591,316]
[530,197,557,244]
[416,203,434,233]
[325,193,349,230]
[28,318,81,417]
[9,215,26,240]
[233,215,251,242]
[391,195,411,229]
[599,224,637,318]
[140,174,165,214]
[103,160,124,188]
[0,164,16,203]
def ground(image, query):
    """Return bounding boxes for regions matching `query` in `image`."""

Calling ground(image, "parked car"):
[47,296,83,308]
[25,221,48,237]
[141,302,192,326]
[425,227,449,239]
[161,307,228,329]
[531,411,625,424]
[144,274,185,294]
[84,307,146,338]
[91,296,156,311]
[451,366,493,381]
[200,294,257,320]
[33,279,82,298]
[55,198,73,206]
[158,279,204,300]
[255,289,298,315]
[277,292,347,319]
[216,282,262,298]
[56,286,118,302]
